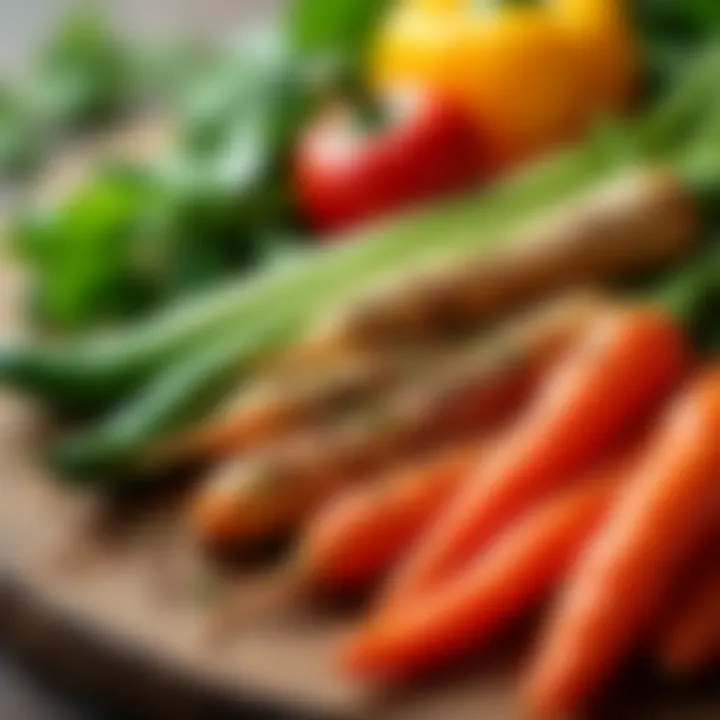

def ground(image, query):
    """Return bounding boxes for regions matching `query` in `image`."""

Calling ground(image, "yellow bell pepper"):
[371,0,636,168]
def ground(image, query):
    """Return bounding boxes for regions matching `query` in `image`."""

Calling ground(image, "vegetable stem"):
[53,314,295,480]
[654,250,720,338]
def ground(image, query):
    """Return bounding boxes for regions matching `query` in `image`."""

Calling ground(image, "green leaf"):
[152,35,328,296]
[33,5,136,128]
[636,0,720,99]
[287,0,390,68]
[12,165,163,330]
[0,5,141,179]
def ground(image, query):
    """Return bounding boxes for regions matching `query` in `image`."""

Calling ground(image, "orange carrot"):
[525,368,720,719]
[658,562,720,676]
[342,451,636,680]
[299,443,479,592]
[380,306,687,609]
[189,360,524,550]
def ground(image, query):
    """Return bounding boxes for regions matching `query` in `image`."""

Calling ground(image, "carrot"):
[524,368,720,719]
[379,306,688,609]
[298,443,479,593]
[658,561,720,676]
[342,451,636,680]
[189,360,524,549]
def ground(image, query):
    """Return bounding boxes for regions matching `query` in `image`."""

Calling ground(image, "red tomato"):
[293,89,484,235]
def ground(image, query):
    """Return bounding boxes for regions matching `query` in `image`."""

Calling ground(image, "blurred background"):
[0,1,279,74]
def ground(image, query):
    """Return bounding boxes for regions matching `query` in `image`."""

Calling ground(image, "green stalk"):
[654,250,720,353]
[52,312,297,479]
[638,41,720,158]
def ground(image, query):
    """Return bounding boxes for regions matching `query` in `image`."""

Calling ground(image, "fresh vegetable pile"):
[1,0,720,715]
[7,0,395,329]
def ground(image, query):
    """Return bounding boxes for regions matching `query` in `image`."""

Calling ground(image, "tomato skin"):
[293,89,484,235]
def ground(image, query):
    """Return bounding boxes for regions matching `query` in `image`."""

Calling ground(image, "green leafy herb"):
[635,0,720,98]
[13,165,163,330]
[11,32,341,329]
[32,6,137,128]
[9,0,393,330]
[287,0,389,67]
[0,6,138,177]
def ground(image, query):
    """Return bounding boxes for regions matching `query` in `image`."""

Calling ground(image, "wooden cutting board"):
[0,267,718,720]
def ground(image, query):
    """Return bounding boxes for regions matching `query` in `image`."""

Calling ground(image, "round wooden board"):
[0,274,718,720]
